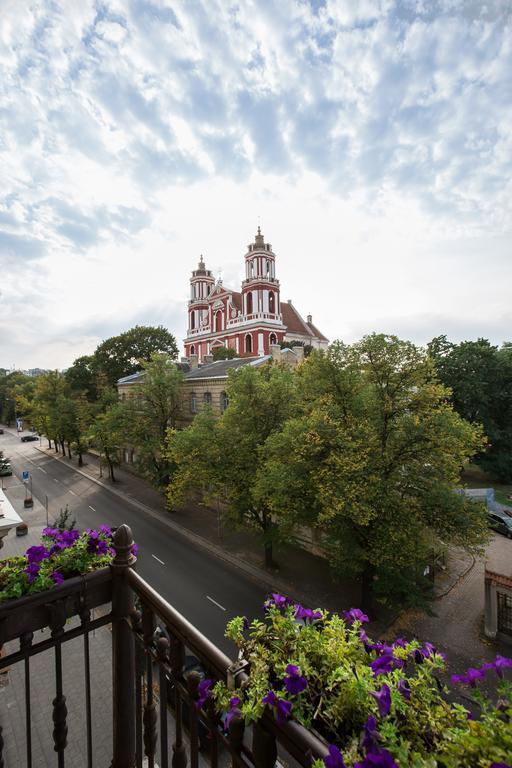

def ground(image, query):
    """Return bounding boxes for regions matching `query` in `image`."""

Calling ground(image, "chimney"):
[292,345,304,362]
[189,354,198,369]
[307,314,312,324]
[287,299,292,304]
[203,354,214,364]
[270,344,281,362]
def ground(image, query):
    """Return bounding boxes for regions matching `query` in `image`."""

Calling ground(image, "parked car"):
[0,428,4,434]
[488,511,512,539]
[20,434,38,442]
[0,463,12,477]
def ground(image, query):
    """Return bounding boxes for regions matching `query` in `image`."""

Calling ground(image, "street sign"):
[22,470,30,483]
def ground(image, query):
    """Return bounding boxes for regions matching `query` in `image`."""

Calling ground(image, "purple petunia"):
[451,668,486,688]
[25,545,50,564]
[224,696,242,730]
[369,654,404,677]
[342,608,369,625]
[397,679,411,701]
[361,716,380,753]
[99,524,112,537]
[295,605,323,623]
[51,571,64,585]
[490,763,512,768]
[42,527,59,538]
[131,543,139,556]
[324,745,347,768]
[195,679,213,710]
[283,664,308,696]
[412,642,446,665]
[370,684,391,718]
[24,562,41,584]
[262,690,292,724]
[392,638,407,649]
[483,655,512,679]
[355,750,399,768]
[87,534,108,555]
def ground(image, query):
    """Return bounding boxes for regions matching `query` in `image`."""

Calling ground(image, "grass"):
[461,463,512,507]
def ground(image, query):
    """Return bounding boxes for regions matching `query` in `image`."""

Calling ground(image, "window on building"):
[190,311,195,329]
[247,292,253,314]
[190,345,195,355]
[190,393,198,413]
[266,259,270,277]
[203,391,212,408]
[269,333,277,346]
[215,310,223,332]
[220,391,229,412]
[245,334,252,353]
[269,292,275,313]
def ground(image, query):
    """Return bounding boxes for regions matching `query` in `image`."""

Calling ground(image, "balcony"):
[0,525,327,768]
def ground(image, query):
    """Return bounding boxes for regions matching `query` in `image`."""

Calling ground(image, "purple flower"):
[131,543,139,556]
[370,684,391,718]
[490,764,512,768]
[295,605,323,623]
[242,616,249,630]
[262,690,292,724]
[451,668,486,688]
[25,545,50,564]
[99,524,112,537]
[195,679,213,710]
[412,642,446,664]
[87,534,109,555]
[224,696,242,730]
[392,638,407,649]
[367,642,393,655]
[42,527,59,538]
[369,654,404,677]
[355,750,399,767]
[397,679,411,701]
[51,571,64,585]
[361,716,380,753]
[283,664,308,696]
[324,745,347,768]
[269,593,292,610]
[24,562,40,584]
[342,608,369,625]
[483,655,512,679]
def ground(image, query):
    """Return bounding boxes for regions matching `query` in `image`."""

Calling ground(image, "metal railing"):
[0,525,329,768]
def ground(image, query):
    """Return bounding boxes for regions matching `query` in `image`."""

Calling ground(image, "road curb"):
[34,448,310,604]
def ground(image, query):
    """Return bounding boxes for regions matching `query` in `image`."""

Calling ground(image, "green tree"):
[167,362,298,567]
[0,371,35,427]
[123,354,183,487]
[93,325,178,387]
[256,335,487,609]
[65,355,98,401]
[212,347,237,361]
[428,336,512,481]
[88,399,126,482]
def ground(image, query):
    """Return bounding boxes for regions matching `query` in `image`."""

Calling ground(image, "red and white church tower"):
[184,229,328,361]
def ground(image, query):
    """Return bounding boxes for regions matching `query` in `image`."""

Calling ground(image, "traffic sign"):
[22,470,30,483]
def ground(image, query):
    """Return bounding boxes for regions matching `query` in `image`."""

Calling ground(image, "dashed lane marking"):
[206,595,226,611]
[38,467,47,473]
[89,505,96,512]
[151,554,165,565]
[68,490,77,496]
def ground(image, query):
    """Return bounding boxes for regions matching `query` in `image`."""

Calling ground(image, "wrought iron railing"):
[0,525,329,768]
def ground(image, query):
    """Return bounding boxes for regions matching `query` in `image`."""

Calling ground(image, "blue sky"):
[1,0,511,369]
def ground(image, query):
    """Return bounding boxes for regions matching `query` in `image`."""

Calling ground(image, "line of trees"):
[166,334,489,609]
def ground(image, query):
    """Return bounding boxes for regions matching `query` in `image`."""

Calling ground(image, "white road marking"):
[68,490,77,496]
[53,478,60,483]
[38,467,47,474]
[88,505,96,512]
[206,595,226,611]
[151,554,165,565]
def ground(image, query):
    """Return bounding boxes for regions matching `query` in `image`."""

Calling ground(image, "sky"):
[0,0,511,370]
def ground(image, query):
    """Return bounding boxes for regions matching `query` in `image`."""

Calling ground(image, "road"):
[0,430,268,655]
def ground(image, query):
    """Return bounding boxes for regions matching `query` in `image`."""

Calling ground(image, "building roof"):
[281,301,328,341]
[117,361,190,386]
[230,291,242,312]
[184,356,271,381]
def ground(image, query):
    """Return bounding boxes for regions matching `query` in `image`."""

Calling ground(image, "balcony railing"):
[0,525,328,768]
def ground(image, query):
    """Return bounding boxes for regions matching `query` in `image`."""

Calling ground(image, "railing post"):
[111,525,137,768]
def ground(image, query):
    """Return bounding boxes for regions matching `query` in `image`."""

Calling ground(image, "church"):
[183,228,328,361]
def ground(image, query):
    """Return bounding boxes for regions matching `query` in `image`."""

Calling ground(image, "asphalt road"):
[0,430,268,655]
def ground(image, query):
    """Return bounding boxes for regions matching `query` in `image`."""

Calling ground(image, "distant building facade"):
[184,229,328,361]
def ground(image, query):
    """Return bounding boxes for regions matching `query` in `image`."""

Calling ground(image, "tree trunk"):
[60,439,65,455]
[361,564,375,615]
[262,511,274,569]
[67,442,72,459]
[48,438,52,449]
[78,452,83,467]
[264,539,273,569]
[105,450,115,482]
[54,439,59,453]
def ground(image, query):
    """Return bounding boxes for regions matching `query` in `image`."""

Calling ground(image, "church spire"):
[254,226,265,247]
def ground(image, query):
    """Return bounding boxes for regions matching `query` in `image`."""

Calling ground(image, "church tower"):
[241,228,281,353]
[188,255,215,344]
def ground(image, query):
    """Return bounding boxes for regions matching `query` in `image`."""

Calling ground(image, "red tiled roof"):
[230,291,242,312]
[282,301,327,342]
[306,319,328,342]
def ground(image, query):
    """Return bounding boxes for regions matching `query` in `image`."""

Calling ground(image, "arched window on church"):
[215,310,223,332]
[203,392,212,408]
[269,292,275,314]
[190,311,195,329]
[190,345,195,355]
[269,333,277,346]
[246,292,253,315]
[245,334,253,354]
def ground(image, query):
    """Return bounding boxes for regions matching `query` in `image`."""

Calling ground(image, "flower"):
[24,563,40,584]
[369,654,404,677]
[483,655,512,679]
[355,750,399,767]
[195,679,213,710]
[361,716,380,753]
[490,764,512,768]
[397,679,411,701]
[42,527,59,538]
[324,745,347,768]
[51,571,64,585]
[224,696,242,730]
[342,608,369,624]
[283,664,308,696]
[99,524,112,537]
[262,690,292,724]
[87,533,108,555]
[295,605,323,623]
[131,543,139,556]
[25,545,50,564]
[412,642,446,664]
[267,593,292,611]
[370,684,391,718]
[451,667,486,688]
[392,638,407,648]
